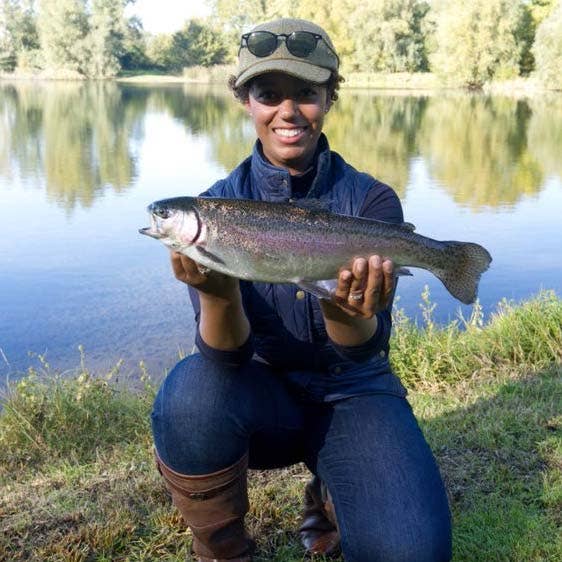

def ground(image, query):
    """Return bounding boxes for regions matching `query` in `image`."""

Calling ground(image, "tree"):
[516,0,559,76]
[37,0,89,74]
[168,19,228,71]
[430,0,523,88]
[348,0,430,72]
[533,0,562,89]
[0,0,38,70]
[119,15,150,70]
[146,32,174,70]
[84,0,130,78]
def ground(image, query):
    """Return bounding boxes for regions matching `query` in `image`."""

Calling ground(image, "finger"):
[170,252,199,282]
[348,257,368,305]
[381,258,395,307]
[334,268,353,301]
[363,255,383,310]
[170,251,187,279]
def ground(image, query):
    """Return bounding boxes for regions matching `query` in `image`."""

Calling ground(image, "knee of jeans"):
[151,354,250,472]
[341,523,452,562]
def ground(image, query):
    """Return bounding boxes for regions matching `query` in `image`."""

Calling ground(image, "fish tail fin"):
[434,242,492,304]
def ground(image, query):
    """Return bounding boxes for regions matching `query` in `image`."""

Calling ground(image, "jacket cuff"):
[195,329,254,367]
[330,311,391,363]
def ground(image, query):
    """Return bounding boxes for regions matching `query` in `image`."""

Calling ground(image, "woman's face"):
[245,73,331,175]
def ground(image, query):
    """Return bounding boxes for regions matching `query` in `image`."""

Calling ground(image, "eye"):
[298,87,319,101]
[152,206,171,219]
[255,89,280,103]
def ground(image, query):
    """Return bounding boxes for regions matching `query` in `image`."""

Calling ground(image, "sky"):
[126,0,212,34]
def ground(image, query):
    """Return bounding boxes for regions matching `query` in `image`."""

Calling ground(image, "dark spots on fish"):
[196,246,226,265]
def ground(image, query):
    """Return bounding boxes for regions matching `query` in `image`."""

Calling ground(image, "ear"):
[244,99,252,116]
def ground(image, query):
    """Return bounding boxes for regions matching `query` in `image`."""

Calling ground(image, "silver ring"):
[349,291,364,302]
[197,264,211,275]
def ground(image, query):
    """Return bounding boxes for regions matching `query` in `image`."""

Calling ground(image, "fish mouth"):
[139,209,165,239]
[138,225,162,239]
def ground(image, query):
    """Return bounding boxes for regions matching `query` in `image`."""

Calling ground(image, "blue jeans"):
[152,354,452,562]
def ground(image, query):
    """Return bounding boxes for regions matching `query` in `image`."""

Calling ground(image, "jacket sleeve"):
[328,179,403,363]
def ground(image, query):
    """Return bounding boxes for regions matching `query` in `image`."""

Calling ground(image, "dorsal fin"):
[400,222,416,231]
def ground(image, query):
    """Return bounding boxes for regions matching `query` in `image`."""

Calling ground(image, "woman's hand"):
[331,255,395,319]
[170,251,239,301]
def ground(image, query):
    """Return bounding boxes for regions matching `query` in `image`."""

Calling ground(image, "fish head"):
[139,198,204,250]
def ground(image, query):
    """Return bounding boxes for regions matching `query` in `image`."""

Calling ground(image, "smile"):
[274,127,306,138]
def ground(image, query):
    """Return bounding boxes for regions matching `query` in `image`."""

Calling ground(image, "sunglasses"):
[239,31,339,63]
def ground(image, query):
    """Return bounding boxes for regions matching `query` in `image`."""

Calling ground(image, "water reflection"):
[1,81,561,378]
[0,82,147,210]
[417,95,544,209]
[326,94,428,197]
[1,83,560,209]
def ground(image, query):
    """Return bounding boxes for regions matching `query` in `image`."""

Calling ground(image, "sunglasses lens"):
[287,32,318,57]
[247,32,277,57]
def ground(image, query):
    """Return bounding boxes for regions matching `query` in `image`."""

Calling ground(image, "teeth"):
[275,128,304,137]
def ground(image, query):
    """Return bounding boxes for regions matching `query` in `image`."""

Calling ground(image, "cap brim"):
[235,58,331,87]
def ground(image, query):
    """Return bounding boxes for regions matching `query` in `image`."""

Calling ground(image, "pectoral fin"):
[296,279,338,300]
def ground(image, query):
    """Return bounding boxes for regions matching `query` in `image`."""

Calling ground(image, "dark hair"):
[227,71,345,104]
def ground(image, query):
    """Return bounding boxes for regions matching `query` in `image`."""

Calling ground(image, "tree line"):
[0,0,561,88]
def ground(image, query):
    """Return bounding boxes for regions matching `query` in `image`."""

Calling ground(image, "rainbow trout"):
[140,196,492,304]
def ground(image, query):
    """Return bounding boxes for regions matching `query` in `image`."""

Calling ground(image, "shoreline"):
[1,69,558,96]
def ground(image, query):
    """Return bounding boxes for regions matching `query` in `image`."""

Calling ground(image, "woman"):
[151,18,452,562]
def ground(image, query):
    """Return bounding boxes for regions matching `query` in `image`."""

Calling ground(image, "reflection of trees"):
[325,93,427,196]
[151,86,424,194]
[0,81,147,211]
[0,84,44,182]
[148,84,254,173]
[527,95,562,181]
[418,95,544,209]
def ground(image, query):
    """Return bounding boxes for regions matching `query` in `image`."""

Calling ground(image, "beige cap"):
[234,18,339,87]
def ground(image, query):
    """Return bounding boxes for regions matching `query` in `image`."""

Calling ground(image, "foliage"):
[83,0,129,78]
[532,0,562,90]
[0,293,560,560]
[118,15,150,70]
[168,19,228,71]
[36,0,89,74]
[391,289,562,387]
[0,0,38,70]
[430,0,523,88]
[1,0,562,86]
[348,0,430,72]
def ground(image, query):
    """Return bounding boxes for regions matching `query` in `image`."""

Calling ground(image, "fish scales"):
[140,196,492,304]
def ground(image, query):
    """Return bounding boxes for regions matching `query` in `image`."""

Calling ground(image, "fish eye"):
[153,207,171,219]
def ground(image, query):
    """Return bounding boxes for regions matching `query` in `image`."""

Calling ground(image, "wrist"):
[198,283,242,307]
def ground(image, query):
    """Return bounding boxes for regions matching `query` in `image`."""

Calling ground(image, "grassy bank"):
[1,291,560,561]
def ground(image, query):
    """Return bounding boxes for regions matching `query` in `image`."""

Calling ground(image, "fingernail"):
[355,258,367,274]
[371,255,381,268]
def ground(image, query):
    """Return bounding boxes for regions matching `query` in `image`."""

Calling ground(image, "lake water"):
[1,81,561,380]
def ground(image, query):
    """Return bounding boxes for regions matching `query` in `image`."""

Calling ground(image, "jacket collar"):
[250,133,332,202]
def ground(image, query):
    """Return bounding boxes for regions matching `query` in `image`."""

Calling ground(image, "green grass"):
[1,292,560,561]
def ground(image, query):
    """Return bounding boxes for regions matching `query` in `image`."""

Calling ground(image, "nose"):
[278,97,299,119]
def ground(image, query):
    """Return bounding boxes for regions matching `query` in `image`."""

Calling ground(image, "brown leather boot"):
[155,451,254,561]
[298,475,341,556]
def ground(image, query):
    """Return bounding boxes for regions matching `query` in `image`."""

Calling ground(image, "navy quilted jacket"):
[189,135,407,401]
